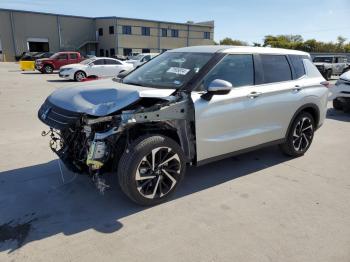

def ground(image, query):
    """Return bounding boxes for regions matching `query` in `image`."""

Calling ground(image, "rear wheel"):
[118,135,186,206]
[280,112,315,157]
[333,98,343,110]
[74,71,86,82]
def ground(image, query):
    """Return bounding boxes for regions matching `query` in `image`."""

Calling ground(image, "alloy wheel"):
[292,117,313,152]
[135,147,181,199]
[75,72,86,81]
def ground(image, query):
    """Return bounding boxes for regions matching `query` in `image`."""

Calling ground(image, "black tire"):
[279,112,315,157]
[43,64,53,74]
[118,135,186,206]
[343,99,350,113]
[325,69,332,80]
[333,98,343,110]
[74,71,86,82]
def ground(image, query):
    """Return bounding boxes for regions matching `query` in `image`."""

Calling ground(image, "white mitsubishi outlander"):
[39,46,329,205]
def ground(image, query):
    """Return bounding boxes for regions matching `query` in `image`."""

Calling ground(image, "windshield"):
[80,58,95,65]
[133,54,144,60]
[313,57,333,63]
[123,52,214,89]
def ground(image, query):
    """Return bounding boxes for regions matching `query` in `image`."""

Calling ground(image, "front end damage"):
[38,92,195,192]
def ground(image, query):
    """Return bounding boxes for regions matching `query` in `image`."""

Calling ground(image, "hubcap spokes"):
[292,117,313,152]
[136,147,181,199]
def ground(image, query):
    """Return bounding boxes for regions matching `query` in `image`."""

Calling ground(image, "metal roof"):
[0,8,214,28]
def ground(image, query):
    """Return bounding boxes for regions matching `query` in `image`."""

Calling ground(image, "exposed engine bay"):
[38,82,196,192]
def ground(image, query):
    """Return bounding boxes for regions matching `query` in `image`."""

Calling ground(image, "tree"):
[219,37,248,46]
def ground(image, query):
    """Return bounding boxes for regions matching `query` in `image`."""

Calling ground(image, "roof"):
[0,8,214,28]
[169,45,310,56]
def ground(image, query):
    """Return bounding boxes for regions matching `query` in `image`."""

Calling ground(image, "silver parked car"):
[313,55,350,80]
[38,46,329,205]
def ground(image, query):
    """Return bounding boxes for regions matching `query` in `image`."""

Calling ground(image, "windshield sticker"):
[167,67,190,75]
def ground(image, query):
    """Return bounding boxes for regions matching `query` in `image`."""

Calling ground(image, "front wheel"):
[118,135,186,206]
[280,112,315,157]
[74,71,86,82]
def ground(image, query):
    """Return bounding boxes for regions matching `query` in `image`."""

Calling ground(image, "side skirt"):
[196,139,286,166]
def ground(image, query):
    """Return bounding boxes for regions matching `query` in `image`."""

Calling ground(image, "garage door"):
[27,38,49,52]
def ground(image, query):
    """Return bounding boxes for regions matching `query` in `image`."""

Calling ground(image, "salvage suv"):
[313,55,350,80]
[38,46,329,205]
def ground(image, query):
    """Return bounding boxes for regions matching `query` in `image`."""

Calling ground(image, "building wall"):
[11,11,60,56]
[0,10,14,61]
[59,16,95,51]
[0,9,214,61]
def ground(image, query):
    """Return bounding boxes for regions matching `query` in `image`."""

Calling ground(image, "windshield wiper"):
[123,81,145,87]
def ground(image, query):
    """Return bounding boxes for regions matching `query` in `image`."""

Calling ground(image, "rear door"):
[69,53,80,64]
[250,54,307,141]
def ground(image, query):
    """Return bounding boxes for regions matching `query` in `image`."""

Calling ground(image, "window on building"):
[204,32,210,39]
[109,26,114,34]
[161,28,168,37]
[122,26,132,35]
[106,50,109,57]
[142,49,150,53]
[289,55,306,79]
[171,29,179,38]
[98,28,103,36]
[142,27,150,36]
[99,49,104,57]
[110,48,115,57]
[202,54,254,89]
[123,48,132,56]
[260,55,292,83]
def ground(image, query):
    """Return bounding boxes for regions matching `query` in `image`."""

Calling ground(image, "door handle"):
[293,85,303,92]
[247,91,262,99]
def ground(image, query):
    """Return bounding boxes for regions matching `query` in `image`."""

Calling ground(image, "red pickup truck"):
[35,51,84,73]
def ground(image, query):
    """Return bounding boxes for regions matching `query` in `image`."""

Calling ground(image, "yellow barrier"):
[20,60,35,71]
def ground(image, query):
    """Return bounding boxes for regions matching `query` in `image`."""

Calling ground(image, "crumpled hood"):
[47,79,176,116]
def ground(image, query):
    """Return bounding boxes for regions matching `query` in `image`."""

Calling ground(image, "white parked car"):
[59,57,133,82]
[126,53,159,68]
[331,71,350,112]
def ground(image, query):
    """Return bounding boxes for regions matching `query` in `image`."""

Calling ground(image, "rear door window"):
[289,55,306,79]
[260,55,292,83]
[202,54,254,89]
[104,59,121,65]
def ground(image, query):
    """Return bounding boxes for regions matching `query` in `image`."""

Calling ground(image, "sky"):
[0,0,349,44]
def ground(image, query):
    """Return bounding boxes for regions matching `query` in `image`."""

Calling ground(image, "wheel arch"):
[286,103,320,137]
[122,121,195,163]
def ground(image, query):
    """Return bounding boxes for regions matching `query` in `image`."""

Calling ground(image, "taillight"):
[320,81,330,88]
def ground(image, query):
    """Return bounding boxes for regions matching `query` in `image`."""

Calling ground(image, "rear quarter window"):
[260,55,292,83]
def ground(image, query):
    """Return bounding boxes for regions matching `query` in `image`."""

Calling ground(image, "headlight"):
[60,68,72,71]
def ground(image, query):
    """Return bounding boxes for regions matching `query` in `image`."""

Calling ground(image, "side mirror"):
[201,79,233,101]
